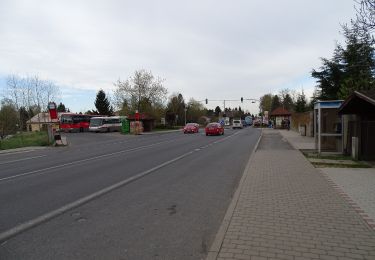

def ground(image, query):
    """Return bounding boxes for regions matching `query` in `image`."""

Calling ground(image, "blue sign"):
[245,116,252,125]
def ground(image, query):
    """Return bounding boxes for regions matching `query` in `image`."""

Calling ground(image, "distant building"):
[270,107,291,129]
[26,112,61,132]
[26,113,51,132]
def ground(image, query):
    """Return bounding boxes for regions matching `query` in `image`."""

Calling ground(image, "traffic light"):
[205,98,208,104]
[241,97,243,103]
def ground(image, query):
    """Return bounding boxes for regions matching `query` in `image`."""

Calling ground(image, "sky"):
[0,0,357,114]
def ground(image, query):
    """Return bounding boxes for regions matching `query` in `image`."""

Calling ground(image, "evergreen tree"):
[311,46,344,100]
[57,102,67,112]
[282,94,294,111]
[339,23,375,99]
[312,21,375,100]
[271,95,281,112]
[295,91,308,113]
[214,106,222,116]
[95,89,113,115]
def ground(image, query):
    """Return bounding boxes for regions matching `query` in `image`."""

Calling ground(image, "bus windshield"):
[90,118,103,127]
[60,115,73,123]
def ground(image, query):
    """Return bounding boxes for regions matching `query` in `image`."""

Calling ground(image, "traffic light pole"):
[204,98,259,112]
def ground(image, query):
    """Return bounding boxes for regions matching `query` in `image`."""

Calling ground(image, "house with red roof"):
[270,107,291,129]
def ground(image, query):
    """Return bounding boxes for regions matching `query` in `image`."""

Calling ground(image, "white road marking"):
[0,150,37,156]
[0,139,176,183]
[0,130,240,243]
[0,155,47,165]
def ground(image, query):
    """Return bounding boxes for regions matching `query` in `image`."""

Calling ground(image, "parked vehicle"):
[245,116,253,126]
[89,116,124,132]
[183,123,199,134]
[59,113,96,132]
[205,123,224,136]
[253,119,261,127]
[232,119,243,129]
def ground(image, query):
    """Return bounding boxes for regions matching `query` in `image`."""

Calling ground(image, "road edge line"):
[206,128,263,260]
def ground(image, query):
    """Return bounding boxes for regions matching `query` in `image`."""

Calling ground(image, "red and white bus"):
[59,113,97,132]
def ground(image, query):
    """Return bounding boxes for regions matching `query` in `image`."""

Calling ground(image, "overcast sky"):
[0,0,357,113]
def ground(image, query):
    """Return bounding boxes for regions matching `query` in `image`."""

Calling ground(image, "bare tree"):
[355,0,375,32]
[4,74,60,131]
[5,75,22,110]
[114,69,167,113]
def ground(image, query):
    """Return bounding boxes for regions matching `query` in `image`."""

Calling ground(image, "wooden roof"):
[127,113,154,120]
[270,107,291,116]
[339,90,375,115]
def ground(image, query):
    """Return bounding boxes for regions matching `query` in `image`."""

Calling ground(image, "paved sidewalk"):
[278,129,315,150]
[207,130,375,260]
[321,168,375,227]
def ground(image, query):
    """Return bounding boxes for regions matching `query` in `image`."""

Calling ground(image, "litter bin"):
[121,118,130,134]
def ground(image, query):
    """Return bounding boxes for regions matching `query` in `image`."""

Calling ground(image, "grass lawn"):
[302,151,372,168]
[0,131,50,150]
[303,151,353,160]
[311,162,372,168]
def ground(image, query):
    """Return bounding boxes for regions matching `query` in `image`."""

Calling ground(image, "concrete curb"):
[206,129,263,260]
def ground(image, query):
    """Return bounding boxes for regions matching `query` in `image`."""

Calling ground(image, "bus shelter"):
[314,100,343,154]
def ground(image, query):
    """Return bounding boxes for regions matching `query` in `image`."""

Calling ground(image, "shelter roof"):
[270,107,291,116]
[339,90,375,115]
[127,113,154,120]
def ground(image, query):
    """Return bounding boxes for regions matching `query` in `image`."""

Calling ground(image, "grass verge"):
[0,131,50,150]
[303,151,353,160]
[311,162,372,168]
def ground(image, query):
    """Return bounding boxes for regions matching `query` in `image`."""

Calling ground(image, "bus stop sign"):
[48,102,58,120]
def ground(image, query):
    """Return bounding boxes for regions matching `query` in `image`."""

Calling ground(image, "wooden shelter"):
[339,90,375,160]
[127,113,155,132]
[270,107,291,129]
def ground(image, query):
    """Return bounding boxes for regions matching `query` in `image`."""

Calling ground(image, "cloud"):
[0,0,356,112]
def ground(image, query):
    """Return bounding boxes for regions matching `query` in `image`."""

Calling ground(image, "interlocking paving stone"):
[216,132,375,260]
[320,168,375,227]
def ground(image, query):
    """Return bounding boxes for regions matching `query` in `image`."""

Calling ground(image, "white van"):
[232,119,243,129]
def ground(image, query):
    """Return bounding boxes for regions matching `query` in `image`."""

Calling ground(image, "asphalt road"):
[0,127,261,260]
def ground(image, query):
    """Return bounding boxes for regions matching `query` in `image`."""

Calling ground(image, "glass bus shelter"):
[314,100,343,154]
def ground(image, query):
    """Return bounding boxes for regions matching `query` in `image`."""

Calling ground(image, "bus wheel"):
[80,127,83,132]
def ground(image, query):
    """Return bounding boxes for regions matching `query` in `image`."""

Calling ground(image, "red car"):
[205,123,224,136]
[183,123,199,134]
